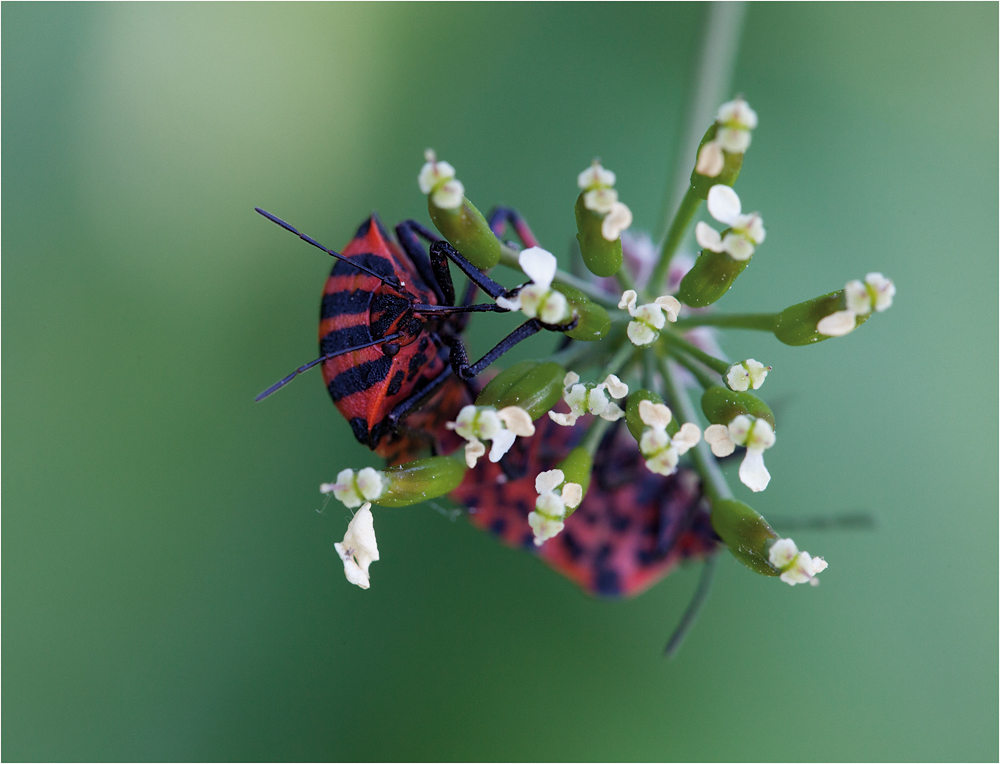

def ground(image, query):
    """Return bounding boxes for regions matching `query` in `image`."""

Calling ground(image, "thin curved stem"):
[665,348,719,391]
[674,312,779,332]
[663,329,730,374]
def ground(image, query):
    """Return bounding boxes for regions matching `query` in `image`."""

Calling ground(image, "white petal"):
[706,185,742,225]
[578,163,615,190]
[547,411,579,427]
[638,400,672,429]
[640,427,670,455]
[495,293,521,312]
[739,447,771,492]
[465,439,486,468]
[717,127,751,154]
[654,295,681,322]
[599,402,624,421]
[627,321,658,347]
[601,201,633,240]
[672,423,702,454]
[517,284,546,319]
[497,406,535,437]
[538,290,570,324]
[695,221,724,252]
[817,310,857,337]
[866,272,896,312]
[535,469,565,495]
[431,179,464,210]
[564,384,588,414]
[418,157,455,194]
[561,482,583,509]
[695,140,725,176]
[563,371,580,387]
[618,289,638,312]
[488,429,517,462]
[528,511,565,545]
[717,98,758,130]
[603,374,629,399]
[587,386,610,416]
[645,448,680,475]
[704,424,735,457]
[811,556,829,574]
[585,187,618,214]
[518,246,558,289]
[634,302,666,330]
[746,419,775,450]
[722,233,754,261]
[535,490,566,519]
[356,467,386,501]
[335,543,371,589]
[727,364,751,391]
[844,279,871,315]
[345,504,379,565]
[745,359,769,389]
[769,538,799,569]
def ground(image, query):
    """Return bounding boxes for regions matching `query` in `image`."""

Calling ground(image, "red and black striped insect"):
[255,207,572,463]
[450,413,719,598]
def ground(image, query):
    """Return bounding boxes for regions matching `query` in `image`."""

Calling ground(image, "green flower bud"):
[556,446,592,516]
[428,195,502,270]
[625,390,678,442]
[551,283,611,341]
[376,456,467,507]
[773,290,872,346]
[676,246,749,307]
[700,385,775,430]
[689,123,744,199]
[574,193,624,277]
[475,361,566,420]
[709,498,779,576]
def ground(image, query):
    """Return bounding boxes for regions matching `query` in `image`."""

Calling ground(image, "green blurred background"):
[4,3,997,760]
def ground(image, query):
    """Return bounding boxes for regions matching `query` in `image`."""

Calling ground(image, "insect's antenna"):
[255,333,402,402]
[255,207,402,288]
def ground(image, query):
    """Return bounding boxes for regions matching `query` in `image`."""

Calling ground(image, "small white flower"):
[334,503,379,589]
[726,359,770,391]
[321,467,386,509]
[716,97,758,153]
[818,272,894,337]
[601,201,633,241]
[704,415,775,492]
[816,310,857,337]
[637,400,702,476]
[578,161,616,190]
[418,149,465,210]
[695,185,765,261]
[548,372,628,427]
[527,469,583,546]
[584,187,618,214]
[768,537,828,586]
[618,289,681,347]
[695,140,726,177]
[495,246,572,325]
[446,404,535,467]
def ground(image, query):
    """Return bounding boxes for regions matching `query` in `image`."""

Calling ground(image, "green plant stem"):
[614,264,635,295]
[603,338,635,379]
[665,348,719,390]
[498,244,620,309]
[663,330,730,374]
[656,353,732,504]
[663,554,719,659]
[674,312,779,332]
[648,186,701,296]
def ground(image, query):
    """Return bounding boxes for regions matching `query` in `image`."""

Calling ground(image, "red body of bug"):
[318,215,469,462]
[450,414,719,597]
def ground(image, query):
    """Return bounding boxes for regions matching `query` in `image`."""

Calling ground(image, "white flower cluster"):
[695,97,758,177]
[817,272,896,337]
[334,502,380,589]
[527,469,583,546]
[495,246,573,325]
[695,185,765,261]
[577,161,633,241]
[637,400,702,476]
[321,467,386,509]
[726,359,769,391]
[446,404,535,468]
[769,538,828,586]
[418,149,465,209]
[619,289,681,347]
[548,372,628,427]
[704,415,775,492]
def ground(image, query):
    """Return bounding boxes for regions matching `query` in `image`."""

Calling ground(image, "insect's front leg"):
[444,320,543,380]
[488,206,540,249]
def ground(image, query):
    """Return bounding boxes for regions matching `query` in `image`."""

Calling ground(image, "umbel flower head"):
[577,160,633,241]
[695,96,759,177]
[418,149,464,209]
[447,404,535,468]
[818,272,896,337]
[495,247,573,324]
[695,185,765,261]
[769,538,828,586]
[528,469,583,546]
[548,372,628,427]
[637,400,702,476]
[321,467,386,509]
[704,415,776,492]
[726,359,770,392]
[619,289,681,347]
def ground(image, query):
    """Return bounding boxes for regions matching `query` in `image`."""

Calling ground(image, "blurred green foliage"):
[3,3,997,760]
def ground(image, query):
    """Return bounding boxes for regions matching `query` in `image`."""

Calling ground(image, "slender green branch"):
[649,186,701,295]
[656,353,732,503]
[665,348,719,390]
[614,264,635,295]
[663,329,730,374]
[498,244,620,309]
[663,554,719,659]
[674,312,779,332]
[580,415,614,457]
[603,338,635,379]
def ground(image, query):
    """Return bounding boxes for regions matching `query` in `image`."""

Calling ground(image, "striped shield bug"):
[254,206,575,463]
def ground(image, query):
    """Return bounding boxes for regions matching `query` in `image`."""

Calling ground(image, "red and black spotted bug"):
[449,413,719,598]
[255,206,573,464]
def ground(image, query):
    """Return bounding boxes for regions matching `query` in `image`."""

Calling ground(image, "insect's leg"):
[488,206,540,249]
[395,220,449,305]
[445,319,543,380]
[429,240,509,300]
[385,365,454,429]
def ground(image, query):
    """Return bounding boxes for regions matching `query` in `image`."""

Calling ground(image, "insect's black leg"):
[385,365,454,429]
[488,206,540,249]
[395,220,449,305]
[445,319,543,380]
[430,240,509,300]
